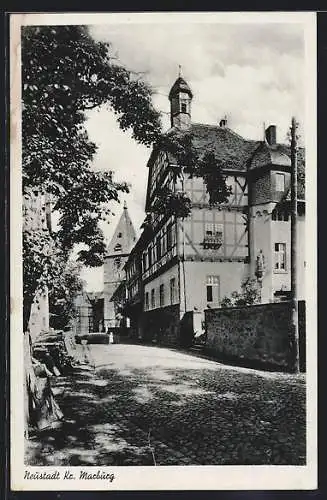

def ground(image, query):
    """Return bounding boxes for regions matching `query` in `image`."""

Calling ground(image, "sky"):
[80,20,306,290]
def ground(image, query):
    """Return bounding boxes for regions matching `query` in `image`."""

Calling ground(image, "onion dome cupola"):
[168,68,193,130]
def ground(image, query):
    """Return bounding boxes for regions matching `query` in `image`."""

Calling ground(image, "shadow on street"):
[25,344,306,466]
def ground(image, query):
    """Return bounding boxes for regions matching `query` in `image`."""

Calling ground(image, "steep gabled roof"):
[168,77,193,100]
[106,203,137,257]
[249,142,291,170]
[146,123,260,172]
[188,123,260,171]
[145,122,305,202]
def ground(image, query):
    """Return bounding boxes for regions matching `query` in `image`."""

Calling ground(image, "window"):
[170,278,176,304]
[166,223,173,249]
[117,232,122,238]
[159,284,165,307]
[145,292,149,311]
[275,173,285,192]
[151,289,156,309]
[272,208,289,221]
[162,232,167,254]
[205,223,223,237]
[148,246,152,268]
[206,276,220,303]
[114,243,122,252]
[274,243,286,271]
[181,102,187,113]
[156,237,161,260]
[142,253,147,272]
[114,257,121,268]
[203,224,223,249]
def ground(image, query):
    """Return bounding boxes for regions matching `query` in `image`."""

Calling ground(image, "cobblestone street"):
[26,344,306,466]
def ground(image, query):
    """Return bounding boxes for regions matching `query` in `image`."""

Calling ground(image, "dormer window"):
[114,243,122,252]
[117,232,122,238]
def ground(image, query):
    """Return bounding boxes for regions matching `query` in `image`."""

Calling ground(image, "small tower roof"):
[169,76,193,100]
[106,204,137,257]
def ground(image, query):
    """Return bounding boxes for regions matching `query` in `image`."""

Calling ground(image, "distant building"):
[74,291,105,335]
[121,75,305,345]
[74,202,137,334]
[103,202,137,329]
[123,231,146,339]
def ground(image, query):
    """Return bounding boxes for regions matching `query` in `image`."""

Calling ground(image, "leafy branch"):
[157,133,234,207]
[22,25,162,331]
[152,186,192,219]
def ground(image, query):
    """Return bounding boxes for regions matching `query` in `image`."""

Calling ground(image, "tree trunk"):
[23,283,38,439]
[23,294,34,334]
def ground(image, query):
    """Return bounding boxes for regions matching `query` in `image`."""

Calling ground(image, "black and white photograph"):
[10,11,317,491]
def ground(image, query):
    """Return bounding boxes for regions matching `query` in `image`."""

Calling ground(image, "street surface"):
[26,344,306,466]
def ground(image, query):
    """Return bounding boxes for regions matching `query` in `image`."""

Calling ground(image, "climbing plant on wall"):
[157,132,235,209]
[197,151,233,205]
[152,186,192,219]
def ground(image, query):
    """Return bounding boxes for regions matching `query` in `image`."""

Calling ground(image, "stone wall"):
[205,301,305,371]
[141,304,181,345]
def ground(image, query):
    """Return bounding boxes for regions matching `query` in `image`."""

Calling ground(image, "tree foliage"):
[220,277,261,308]
[152,186,192,219]
[158,132,233,207]
[197,152,233,205]
[22,25,162,330]
[48,260,84,330]
[158,132,198,173]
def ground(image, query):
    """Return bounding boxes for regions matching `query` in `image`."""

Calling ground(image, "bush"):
[221,277,261,307]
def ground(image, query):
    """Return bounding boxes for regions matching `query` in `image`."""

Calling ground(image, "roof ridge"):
[191,122,261,143]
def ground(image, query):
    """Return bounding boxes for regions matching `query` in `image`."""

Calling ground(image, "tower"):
[168,68,193,130]
[103,202,137,329]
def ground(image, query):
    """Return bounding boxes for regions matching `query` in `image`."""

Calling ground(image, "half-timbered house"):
[122,75,305,344]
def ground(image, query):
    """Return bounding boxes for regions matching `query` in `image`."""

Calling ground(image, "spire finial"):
[178,64,182,78]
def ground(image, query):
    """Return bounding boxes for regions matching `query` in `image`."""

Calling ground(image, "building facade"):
[74,291,105,335]
[103,202,137,329]
[122,75,305,345]
[74,203,137,335]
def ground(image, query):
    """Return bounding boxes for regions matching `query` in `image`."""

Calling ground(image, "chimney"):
[265,124,277,146]
[219,116,227,128]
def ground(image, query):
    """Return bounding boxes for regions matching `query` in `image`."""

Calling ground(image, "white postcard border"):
[10,11,317,491]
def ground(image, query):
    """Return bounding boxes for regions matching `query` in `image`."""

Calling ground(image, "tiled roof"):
[166,123,260,172]
[154,122,305,199]
[249,142,291,170]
